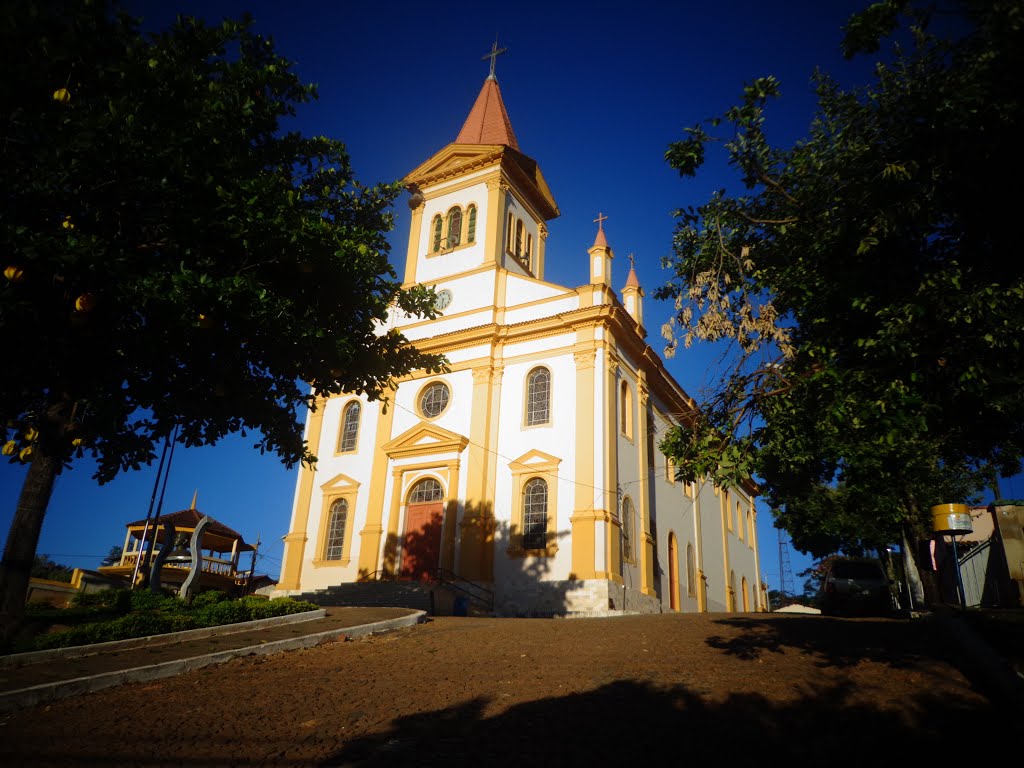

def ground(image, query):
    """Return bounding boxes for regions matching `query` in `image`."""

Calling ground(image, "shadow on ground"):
[323,676,1006,765]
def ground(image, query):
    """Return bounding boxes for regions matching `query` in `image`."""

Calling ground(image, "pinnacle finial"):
[483,37,507,80]
[594,212,608,231]
[190,489,198,510]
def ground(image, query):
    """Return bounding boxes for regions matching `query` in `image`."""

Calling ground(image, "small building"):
[99,508,264,596]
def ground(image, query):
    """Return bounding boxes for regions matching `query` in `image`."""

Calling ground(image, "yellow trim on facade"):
[404,202,424,286]
[571,333,598,579]
[356,397,396,578]
[277,399,326,590]
[636,373,656,596]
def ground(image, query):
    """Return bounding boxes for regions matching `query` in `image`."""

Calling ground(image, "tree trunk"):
[0,421,63,639]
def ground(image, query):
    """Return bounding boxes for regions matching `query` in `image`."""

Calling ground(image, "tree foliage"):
[657,0,1024,554]
[0,0,444,633]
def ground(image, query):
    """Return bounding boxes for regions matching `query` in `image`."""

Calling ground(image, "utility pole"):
[778,529,795,601]
[245,532,260,596]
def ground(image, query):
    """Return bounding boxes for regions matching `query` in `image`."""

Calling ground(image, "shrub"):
[191,590,231,609]
[13,593,321,652]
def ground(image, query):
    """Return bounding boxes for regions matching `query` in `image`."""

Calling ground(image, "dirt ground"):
[0,613,1013,765]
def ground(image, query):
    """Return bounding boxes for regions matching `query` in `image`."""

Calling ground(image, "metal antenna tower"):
[778,528,795,597]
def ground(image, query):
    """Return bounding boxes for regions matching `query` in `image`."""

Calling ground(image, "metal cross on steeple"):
[594,212,608,230]
[483,37,507,80]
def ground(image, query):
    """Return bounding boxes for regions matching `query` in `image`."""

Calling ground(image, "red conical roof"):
[455,77,519,149]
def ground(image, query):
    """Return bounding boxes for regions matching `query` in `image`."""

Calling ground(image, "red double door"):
[400,501,443,581]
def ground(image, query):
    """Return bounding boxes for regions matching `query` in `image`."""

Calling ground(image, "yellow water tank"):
[930,503,973,534]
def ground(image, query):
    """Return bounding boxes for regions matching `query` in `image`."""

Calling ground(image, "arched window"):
[467,204,477,243]
[338,401,360,453]
[507,212,515,251]
[621,496,635,562]
[446,207,462,248]
[736,502,744,540]
[432,215,443,253]
[742,576,750,611]
[522,477,548,550]
[729,570,737,611]
[324,499,348,560]
[525,367,550,426]
[746,509,754,547]
[686,543,696,596]
[526,233,533,262]
[647,413,656,468]
[619,381,632,438]
[409,477,444,503]
[515,219,524,258]
[419,381,450,418]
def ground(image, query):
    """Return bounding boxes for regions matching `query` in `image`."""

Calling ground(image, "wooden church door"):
[401,478,445,580]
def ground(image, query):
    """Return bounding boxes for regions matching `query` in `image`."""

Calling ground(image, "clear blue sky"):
[5,1,1019,593]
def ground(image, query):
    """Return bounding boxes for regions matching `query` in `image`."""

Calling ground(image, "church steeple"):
[402,44,558,286]
[455,40,519,149]
[621,253,645,330]
[588,213,614,286]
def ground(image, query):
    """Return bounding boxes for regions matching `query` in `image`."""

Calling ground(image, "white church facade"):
[274,61,765,615]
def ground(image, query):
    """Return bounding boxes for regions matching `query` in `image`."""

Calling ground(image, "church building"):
[274,54,765,615]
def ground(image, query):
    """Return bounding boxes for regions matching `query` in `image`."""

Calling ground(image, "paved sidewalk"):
[0,606,424,712]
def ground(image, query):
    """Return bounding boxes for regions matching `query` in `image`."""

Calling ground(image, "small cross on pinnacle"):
[483,37,507,80]
[628,253,636,269]
[594,212,608,231]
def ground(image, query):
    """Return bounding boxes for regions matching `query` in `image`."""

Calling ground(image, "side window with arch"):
[621,496,635,562]
[338,400,360,453]
[467,204,477,243]
[432,215,443,253]
[686,543,696,596]
[619,381,633,439]
[522,477,548,550]
[515,219,524,258]
[525,367,550,426]
[446,207,462,248]
[324,498,348,560]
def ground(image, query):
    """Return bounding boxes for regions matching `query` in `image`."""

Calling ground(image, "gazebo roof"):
[125,509,255,552]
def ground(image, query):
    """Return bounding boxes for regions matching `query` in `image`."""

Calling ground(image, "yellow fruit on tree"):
[75,293,97,312]
[1,440,16,456]
[53,88,71,104]
[3,265,25,283]
[71,438,83,447]
[19,446,33,461]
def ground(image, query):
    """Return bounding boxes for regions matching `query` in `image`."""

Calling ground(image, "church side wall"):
[491,337,578,613]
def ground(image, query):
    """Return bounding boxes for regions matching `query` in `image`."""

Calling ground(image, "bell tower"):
[401,45,559,290]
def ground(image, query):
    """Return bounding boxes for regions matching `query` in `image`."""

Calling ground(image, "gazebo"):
[99,505,258,595]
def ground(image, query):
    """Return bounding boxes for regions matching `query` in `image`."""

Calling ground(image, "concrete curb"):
[0,609,328,668]
[0,610,426,713]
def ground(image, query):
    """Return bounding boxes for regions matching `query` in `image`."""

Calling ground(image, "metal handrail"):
[436,568,494,612]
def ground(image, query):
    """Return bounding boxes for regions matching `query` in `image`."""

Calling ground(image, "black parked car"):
[818,557,893,616]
